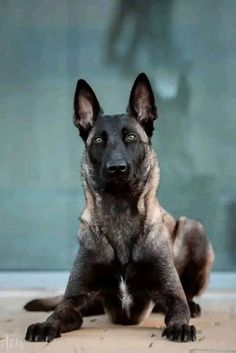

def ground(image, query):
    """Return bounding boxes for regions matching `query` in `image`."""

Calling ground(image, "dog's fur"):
[25,73,214,343]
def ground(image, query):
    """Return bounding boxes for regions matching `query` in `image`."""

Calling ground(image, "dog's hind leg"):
[24,296,63,312]
[173,217,214,317]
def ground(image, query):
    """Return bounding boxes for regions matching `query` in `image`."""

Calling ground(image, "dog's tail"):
[24,296,62,312]
[24,295,105,316]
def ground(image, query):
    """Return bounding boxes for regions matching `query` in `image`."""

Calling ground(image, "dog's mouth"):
[103,173,131,184]
[100,168,134,186]
[102,177,135,195]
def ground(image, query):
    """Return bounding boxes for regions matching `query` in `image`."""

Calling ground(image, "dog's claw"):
[162,323,196,342]
[25,322,60,342]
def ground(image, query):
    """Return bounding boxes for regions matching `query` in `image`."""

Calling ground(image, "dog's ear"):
[127,73,158,137]
[73,79,102,140]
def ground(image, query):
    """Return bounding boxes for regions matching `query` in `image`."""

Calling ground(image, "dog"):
[25,73,214,343]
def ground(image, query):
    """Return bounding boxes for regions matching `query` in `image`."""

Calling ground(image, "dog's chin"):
[101,172,134,188]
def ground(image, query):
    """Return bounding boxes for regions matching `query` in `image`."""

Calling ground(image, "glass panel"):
[0,0,235,270]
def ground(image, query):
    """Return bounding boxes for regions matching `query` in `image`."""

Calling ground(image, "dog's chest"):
[118,275,133,316]
[88,260,154,320]
[99,204,143,264]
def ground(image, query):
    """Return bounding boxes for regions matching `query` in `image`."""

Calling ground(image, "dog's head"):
[73,73,158,188]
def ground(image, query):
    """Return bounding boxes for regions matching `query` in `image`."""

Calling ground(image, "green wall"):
[0,0,235,270]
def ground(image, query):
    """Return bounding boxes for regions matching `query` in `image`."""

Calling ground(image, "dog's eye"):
[126,133,137,142]
[94,136,103,144]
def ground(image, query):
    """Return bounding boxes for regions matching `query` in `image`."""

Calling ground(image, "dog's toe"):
[25,322,60,342]
[162,323,196,342]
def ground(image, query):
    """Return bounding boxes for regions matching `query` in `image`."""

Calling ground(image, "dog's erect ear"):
[73,79,102,140]
[127,73,158,137]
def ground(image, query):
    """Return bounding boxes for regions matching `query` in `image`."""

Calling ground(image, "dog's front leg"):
[161,289,196,342]
[25,295,88,342]
[135,230,196,342]
[156,256,196,342]
[25,248,98,342]
[152,261,196,341]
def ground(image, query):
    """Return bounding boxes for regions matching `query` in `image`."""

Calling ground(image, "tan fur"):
[24,151,214,313]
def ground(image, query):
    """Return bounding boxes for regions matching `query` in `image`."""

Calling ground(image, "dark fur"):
[25,73,214,343]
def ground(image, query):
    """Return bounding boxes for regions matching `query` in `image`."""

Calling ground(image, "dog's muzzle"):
[102,159,131,182]
[106,160,128,174]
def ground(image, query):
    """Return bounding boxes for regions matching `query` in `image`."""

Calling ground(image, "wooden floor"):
[0,290,236,353]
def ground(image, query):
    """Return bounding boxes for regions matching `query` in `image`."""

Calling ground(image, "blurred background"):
[0,0,235,273]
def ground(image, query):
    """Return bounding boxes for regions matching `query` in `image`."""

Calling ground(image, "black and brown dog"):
[25,73,214,343]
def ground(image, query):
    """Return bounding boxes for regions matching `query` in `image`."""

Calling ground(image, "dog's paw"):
[25,322,61,342]
[162,323,196,342]
[189,301,201,318]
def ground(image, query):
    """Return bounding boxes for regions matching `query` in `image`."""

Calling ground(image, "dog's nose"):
[106,160,128,174]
